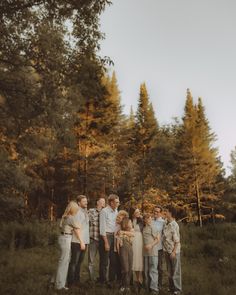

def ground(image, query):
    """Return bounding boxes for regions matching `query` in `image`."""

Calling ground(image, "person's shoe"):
[119,287,126,293]
[150,290,159,295]
[56,287,69,291]
[173,292,180,295]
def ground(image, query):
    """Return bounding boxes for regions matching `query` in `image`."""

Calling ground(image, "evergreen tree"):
[174,89,222,226]
[134,83,159,204]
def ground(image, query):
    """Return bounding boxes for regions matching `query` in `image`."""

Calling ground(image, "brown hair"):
[153,205,163,212]
[143,213,152,225]
[121,217,131,231]
[165,205,178,218]
[76,195,87,203]
[108,194,119,205]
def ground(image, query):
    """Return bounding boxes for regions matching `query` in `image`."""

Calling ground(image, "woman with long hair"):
[129,207,144,288]
[54,201,81,290]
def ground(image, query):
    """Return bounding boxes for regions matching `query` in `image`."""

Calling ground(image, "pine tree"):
[133,83,159,205]
[174,89,222,226]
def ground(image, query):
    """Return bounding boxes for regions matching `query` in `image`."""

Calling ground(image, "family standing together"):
[53,194,182,295]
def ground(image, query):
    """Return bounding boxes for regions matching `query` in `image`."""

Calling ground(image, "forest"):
[0,0,236,226]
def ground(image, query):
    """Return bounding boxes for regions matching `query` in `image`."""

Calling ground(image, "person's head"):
[116,210,129,224]
[63,201,79,217]
[153,205,163,219]
[76,195,88,209]
[143,213,152,226]
[108,194,120,210]
[96,197,106,209]
[129,207,141,220]
[121,217,133,231]
[164,205,177,221]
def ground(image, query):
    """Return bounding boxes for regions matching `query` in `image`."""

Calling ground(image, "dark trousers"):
[67,242,86,286]
[158,249,164,288]
[119,241,133,287]
[99,234,121,283]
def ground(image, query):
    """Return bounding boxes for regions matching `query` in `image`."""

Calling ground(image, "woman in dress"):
[54,201,82,290]
[129,207,144,288]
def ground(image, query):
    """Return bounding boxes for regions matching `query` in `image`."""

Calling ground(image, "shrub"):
[0,221,59,250]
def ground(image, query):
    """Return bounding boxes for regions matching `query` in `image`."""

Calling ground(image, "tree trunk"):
[196,179,202,227]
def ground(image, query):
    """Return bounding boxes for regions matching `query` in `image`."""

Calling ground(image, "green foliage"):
[0,221,58,250]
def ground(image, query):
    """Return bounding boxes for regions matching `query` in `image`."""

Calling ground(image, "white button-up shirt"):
[152,217,165,250]
[72,207,90,244]
[99,206,118,236]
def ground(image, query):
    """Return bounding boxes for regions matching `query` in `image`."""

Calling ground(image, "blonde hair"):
[117,210,129,219]
[60,201,79,227]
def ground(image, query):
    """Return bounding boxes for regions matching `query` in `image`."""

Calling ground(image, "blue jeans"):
[55,235,72,289]
[67,242,87,286]
[165,252,182,292]
[88,239,99,281]
[144,256,159,292]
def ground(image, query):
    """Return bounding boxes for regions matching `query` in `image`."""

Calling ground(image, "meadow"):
[0,222,236,295]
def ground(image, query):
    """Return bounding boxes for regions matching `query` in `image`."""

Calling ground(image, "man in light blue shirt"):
[99,194,119,285]
[152,205,165,289]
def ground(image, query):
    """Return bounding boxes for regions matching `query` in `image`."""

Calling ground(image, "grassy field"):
[0,222,236,295]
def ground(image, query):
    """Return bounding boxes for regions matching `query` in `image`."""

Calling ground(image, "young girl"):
[117,217,135,292]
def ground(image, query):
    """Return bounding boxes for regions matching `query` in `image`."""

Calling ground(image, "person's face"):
[79,198,88,209]
[110,198,120,210]
[116,214,123,224]
[134,209,140,218]
[97,198,105,209]
[153,207,162,219]
[145,216,152,225]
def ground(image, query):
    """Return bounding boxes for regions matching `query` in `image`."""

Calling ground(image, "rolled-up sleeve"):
[99,209,106,236]
[70,218,81,229]
[173,225,180,243]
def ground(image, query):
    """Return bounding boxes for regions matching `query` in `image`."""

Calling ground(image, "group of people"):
[53,194,182,295]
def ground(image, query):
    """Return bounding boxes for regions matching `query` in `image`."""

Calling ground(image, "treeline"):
[0,0,235,223]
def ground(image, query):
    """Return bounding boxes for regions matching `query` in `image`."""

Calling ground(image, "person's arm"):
[170,225,180,259]
[145,232,160,250]
[115,236,120,253]
[119,229,135,237]
[74,227,86,250]
[99,209,110,251]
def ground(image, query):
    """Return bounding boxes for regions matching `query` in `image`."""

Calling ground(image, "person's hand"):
[105,242,110,251]
[170,251,176,259]
[145,244,152,251]
[80,242,86,251]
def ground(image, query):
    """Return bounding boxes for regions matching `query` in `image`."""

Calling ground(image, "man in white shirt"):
[152,206,165,289]
[99,194,120,285]
[68,195,89,287]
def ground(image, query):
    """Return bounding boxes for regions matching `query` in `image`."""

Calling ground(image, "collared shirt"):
[152,217,165,250]
[163,220,181,254]
[99,205,118,236]
[72,207,90,244]
[88,207,100,241]
[143,224,159,257]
